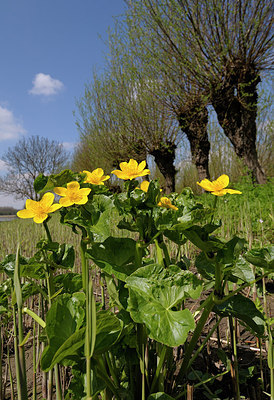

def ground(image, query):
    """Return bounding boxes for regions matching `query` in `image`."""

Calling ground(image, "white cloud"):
[62,141,77,151]
[29,73,64,96]
[0,106,26,141]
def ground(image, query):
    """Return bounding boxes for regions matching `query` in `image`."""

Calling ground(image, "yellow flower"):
[139,180,150,192]
[54,181,91,207]
[111,159,150,180]
[17,192,62,224]
[197,175,242,196]
[158,197,178,211]
[83,168,110,185]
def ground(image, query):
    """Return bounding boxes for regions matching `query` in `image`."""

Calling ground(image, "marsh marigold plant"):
[17,192,62,223]
[54,181,91,207]
[112,159,150,180]
[197,174,242,196]
[83,168,110,185]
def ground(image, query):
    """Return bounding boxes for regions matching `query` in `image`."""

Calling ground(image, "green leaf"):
[126,264,202,346]
[41,293,85,371]
[244,246,274,271]
[34,169,78,194]
[23,307,46,328]
[182,225,224,252]
[229,256,255,283]
[43,327,86,372]
[87,237,138,281]
[64,195,114,241]
[94,310,123,354]
[0,253,28,278]
[148,392,175,399]
[52,243,75,269]
[54,273,82,294]
[214,294,265,337]
[195,252,215,280]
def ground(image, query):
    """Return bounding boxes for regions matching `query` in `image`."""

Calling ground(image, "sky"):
[0,0,126,208]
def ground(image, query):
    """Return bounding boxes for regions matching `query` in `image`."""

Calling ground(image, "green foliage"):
[1,172,273,399]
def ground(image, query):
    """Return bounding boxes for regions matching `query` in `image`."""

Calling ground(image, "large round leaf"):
[126,264,202,347]
[87,237,138,281]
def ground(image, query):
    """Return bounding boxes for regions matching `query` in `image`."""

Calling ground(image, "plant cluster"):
[0,160,273,400]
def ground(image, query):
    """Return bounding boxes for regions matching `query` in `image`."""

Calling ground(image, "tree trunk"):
[151,142,176,193]
[211,70,266,184]
[178,104,210,181]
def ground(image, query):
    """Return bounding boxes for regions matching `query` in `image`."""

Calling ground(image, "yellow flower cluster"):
[17,160,150,223]
[17,161,241,224]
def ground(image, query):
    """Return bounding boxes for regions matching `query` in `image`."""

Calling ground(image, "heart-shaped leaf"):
[126,264,202,346]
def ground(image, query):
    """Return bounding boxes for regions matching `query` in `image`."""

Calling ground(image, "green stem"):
[135,242,143,269]
[13,307,22,400]
[150,344,168,394]
[80,240,88,292]
[210,195,218,224]
[176,293,215,383]
[43,220,52,242]
[160,241,171,267]
[214,262,223,298]
[189,318,222,368]
[229,316,240,400]
[104,352,119,387]
[33,321,37,400]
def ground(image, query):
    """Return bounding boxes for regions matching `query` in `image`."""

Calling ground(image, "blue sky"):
[0,0,126,207]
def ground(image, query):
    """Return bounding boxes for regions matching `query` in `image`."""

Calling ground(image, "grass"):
[195,180,273,246]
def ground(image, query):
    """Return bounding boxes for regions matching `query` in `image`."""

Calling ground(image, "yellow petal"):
[196,179,215,192]
[137,169,150,177]
[137,160,146,172]
[79,188,91,196]
[54,187,67,196]
[59,197,74,207]
[74,196,89,205]
[33,213,48,223]
[25,199,39,211]
[40,192,54,209]
[128,159,138,169]
[48,203,62,213]
[211,190,227,196]
[224,189,242,195]
[17,209,35,219]
[67,181,80,191]
[214,175,229,190]
[140,181,150,192]
[92,168,104,178]
[119,162,129,172]
[111,170,129,180]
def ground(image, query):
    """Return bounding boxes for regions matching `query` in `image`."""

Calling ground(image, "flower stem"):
[176,293,215,383]
[43,220,52,242]
[210,195,218,224]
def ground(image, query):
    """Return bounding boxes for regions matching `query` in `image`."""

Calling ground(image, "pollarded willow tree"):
[123,3,211,181]
[127,0,273,183]
[75,40,181,192]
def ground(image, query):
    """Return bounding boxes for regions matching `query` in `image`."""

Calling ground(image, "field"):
[0,179,273,400]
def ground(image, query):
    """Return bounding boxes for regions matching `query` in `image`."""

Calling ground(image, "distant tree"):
[0,135,68,200]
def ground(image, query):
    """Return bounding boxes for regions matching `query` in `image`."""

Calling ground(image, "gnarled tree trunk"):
[211,69,266,184]
[151,142,176,193]
[178,104,210,181]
